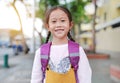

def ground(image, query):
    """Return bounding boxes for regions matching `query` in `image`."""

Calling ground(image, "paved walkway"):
[0,53,119,83]
[89,59,117,83]
[0,53,33,83]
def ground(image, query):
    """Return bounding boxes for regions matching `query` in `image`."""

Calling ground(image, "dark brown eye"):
[61,20,65,22]
[52,21,56,23]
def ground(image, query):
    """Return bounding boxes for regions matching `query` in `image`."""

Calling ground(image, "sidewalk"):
[0,52,119,83]
[89,59,115,83]
[89,54,120,83]
[0,53,34,83]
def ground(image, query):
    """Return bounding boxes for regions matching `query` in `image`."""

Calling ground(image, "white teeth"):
[55,29,64,31]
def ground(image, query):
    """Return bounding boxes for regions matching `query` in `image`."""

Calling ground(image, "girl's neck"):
[52,38,68,45]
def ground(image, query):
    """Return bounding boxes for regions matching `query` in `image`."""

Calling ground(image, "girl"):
[31,6,92,83]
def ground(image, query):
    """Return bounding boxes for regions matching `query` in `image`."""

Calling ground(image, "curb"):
[110,65,120,82]
[87,53,110,59]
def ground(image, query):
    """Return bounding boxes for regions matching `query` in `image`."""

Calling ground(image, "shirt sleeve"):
[31,48,43,83]
[77,47,92,83]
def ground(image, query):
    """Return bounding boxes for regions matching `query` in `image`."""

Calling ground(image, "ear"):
[70,21,74,29]
[44,23,49,29]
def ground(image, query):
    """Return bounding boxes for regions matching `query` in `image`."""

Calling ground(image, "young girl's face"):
[47,9,73,40]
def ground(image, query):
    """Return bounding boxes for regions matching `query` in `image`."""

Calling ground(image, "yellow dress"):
[46,67,76,83]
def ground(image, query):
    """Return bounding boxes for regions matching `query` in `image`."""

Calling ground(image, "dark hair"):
[45,6,75,43]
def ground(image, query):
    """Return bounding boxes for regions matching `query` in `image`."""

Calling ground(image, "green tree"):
[36,0,60,20]
[67,0,90,42]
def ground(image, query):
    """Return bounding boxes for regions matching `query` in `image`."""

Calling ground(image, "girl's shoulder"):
[79,46,84,51]
[35,48,41,55]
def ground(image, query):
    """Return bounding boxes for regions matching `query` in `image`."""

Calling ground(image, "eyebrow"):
[50,17,68,20]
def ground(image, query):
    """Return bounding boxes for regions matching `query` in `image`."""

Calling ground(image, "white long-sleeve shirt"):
[31,44,92,83]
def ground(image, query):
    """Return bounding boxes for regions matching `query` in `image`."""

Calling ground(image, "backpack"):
[40,40,80,83]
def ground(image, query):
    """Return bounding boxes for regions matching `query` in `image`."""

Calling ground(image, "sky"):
[0,0,43,38]
[0,0,78,38]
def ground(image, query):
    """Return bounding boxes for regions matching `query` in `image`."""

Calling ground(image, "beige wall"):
[97,0,120,22]
[80,38,92,50]
[96,0,120,53]
[107,0,120,20]
[96,27,120,52]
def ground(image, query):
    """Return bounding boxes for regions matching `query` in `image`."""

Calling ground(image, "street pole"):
[92,0,97,53]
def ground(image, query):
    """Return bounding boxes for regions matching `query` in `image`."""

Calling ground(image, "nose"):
[56,21,61,27]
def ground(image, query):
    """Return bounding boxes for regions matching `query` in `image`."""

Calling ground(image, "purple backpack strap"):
[68,40,80,83]
[40,40,80,83]
[40,42,52,83]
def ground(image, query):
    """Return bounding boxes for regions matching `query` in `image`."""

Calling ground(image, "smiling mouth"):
[55,29,64,32]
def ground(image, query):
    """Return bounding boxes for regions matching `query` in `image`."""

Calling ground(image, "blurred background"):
[0,0,120,83]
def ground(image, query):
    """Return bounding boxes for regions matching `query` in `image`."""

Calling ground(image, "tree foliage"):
[69,0,88,24]
[37,0,90,24]
[36,0,60,20]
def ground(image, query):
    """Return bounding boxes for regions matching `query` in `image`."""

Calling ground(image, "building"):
[0,29,21,47]
[78,0,120,55]
[96,0,120,54]
[0,29,11,47]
